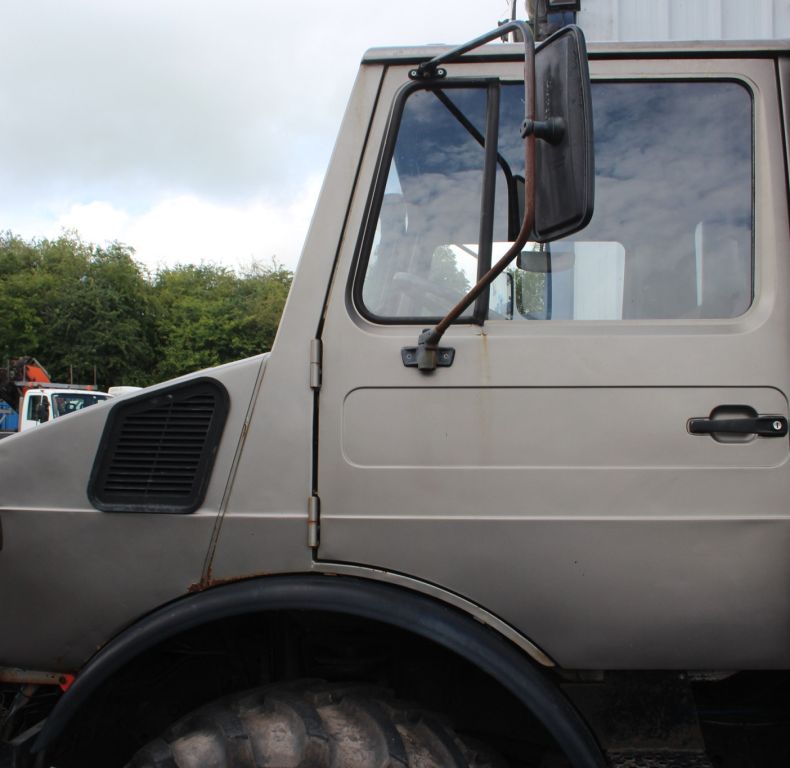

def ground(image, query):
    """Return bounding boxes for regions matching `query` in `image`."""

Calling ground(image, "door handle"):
[688,414,788,437]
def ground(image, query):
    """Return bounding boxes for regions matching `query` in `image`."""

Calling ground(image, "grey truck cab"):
[2,4,790,767]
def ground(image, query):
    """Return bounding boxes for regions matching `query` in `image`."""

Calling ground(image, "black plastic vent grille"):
[88,378,229,513]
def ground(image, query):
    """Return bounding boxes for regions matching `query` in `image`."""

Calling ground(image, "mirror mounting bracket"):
[409,66,447,81]
[401,334,456,370]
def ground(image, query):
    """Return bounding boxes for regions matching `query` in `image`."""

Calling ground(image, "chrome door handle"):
[688,415,788,437]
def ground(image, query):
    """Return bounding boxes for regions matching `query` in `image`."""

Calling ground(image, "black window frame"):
[350,77,510,326]
[350,74,756,325]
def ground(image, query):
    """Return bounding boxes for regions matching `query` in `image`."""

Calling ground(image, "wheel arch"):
[34,572,605,768]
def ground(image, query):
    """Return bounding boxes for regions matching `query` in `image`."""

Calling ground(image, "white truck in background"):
[14,388,113,434]
[0,358,112,439]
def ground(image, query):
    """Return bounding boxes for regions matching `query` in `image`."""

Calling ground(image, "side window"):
[361,86,499,321]
[357,79,753,322]
[26,395,42,421]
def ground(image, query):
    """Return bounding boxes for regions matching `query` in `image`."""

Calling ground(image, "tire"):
[125,679,505,768]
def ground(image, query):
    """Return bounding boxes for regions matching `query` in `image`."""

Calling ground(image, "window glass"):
[26,395,42,421]
[51,393,111,417]
[362,87,492,319]
[359,79,753,321]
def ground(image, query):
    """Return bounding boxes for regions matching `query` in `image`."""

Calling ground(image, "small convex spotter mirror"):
[404,20,595,371]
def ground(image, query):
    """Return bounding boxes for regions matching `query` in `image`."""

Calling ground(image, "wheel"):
[125,679,505,768]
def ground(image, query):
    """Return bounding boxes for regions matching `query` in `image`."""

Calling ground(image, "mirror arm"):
[411,20,534,80]
[414,207,534,370]
[411,22,537,372]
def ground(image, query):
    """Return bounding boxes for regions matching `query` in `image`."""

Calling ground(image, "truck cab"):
[19,388,113,432]
[2,6,790,768]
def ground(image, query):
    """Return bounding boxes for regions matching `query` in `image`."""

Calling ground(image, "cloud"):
[54,176,323,272]
[0,1,505,203]
[0,0,512,268]
[1,2,343,207]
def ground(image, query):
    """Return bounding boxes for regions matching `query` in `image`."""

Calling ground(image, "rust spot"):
[188,572,272,593]
[479,330,490,386]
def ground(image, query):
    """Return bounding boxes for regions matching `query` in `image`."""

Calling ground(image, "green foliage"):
[0,232,292,389]
[430,245,471,296]
[514,266,546,318]
[151,260,291,382]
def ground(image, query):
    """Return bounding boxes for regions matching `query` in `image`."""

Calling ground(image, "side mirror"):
[38,398,50,423]
[404,20,595,370]
[531,25,594,242]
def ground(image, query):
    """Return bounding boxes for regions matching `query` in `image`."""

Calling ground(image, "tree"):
[48,243,158,386]
[0,233,158,387]
[0,233,48,356]
[151,260,292,383]
[0,232,293,389]
[233,260,293,359]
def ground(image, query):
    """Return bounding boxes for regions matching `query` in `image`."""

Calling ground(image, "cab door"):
[316,54,790,670]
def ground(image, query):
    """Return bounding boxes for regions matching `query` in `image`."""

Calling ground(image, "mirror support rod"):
[413,215,534,370]
[408,21,537,372]
[410,20,533,80]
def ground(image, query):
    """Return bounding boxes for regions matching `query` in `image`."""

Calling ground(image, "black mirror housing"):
[531,25,594,242]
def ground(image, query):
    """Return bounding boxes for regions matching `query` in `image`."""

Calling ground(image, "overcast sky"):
[1,1,512,272]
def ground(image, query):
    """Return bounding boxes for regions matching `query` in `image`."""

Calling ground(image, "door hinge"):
[307,495,320,548]
[310,339,322,390]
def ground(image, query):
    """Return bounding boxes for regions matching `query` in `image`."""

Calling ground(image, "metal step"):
[608,750,715,768]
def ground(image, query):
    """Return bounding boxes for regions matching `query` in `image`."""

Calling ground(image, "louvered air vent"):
[88,378,229,513]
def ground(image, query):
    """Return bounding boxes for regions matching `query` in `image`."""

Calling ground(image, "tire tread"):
[125,680,503,768]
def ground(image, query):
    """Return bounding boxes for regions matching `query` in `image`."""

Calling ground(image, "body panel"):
[577,0,790,43]
[2,41,789,677]
[316,55,790,669]
[0,356,266,669]
[206,65,386,579]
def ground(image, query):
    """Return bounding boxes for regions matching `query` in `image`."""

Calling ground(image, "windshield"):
[51,393,111,418]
